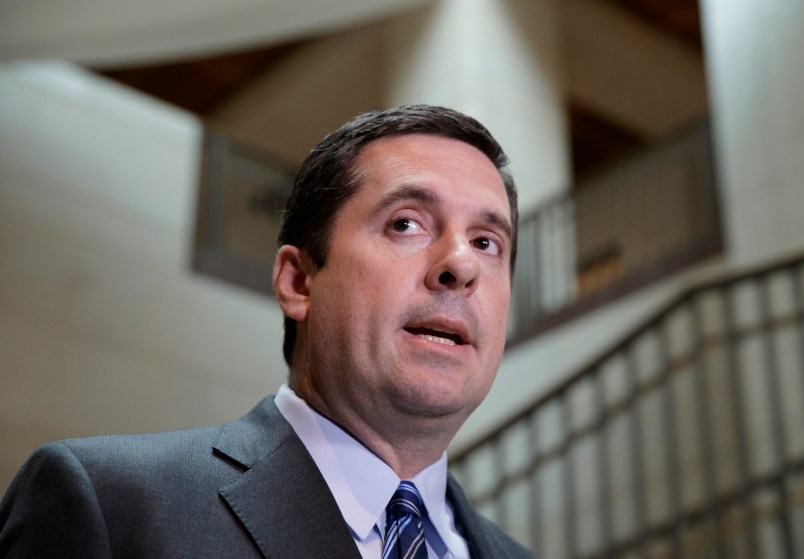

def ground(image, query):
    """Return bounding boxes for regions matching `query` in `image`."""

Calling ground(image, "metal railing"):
[509,119,722,344]
[450,251,804,558]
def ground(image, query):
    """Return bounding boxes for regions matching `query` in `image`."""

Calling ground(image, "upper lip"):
[403,316,474,346]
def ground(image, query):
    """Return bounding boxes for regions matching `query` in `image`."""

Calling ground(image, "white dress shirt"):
[275,384,471,559]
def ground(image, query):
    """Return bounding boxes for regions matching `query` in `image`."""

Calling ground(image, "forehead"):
[348,134,510,217]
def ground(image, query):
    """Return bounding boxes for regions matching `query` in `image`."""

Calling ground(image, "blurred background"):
[1,0,803,556]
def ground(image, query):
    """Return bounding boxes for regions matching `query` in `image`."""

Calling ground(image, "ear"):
[272,245,314,322]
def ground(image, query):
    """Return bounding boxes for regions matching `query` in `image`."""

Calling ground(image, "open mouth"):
[404,327,464,346]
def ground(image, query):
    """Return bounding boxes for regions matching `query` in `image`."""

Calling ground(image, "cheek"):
[483,286,511,353]
[488,280,511,322]
[312,262,380,335]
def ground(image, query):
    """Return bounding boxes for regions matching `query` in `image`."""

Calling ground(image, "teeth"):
[418,333,456,346]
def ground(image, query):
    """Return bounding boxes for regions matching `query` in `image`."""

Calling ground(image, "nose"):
[425,233,480,294]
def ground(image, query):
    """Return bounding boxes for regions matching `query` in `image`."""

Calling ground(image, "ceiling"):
[98,0,703,177]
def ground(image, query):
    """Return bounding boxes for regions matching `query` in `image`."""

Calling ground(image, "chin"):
[397,384,483,420]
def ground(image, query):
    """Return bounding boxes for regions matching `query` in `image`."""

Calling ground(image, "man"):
[0,105,535,558]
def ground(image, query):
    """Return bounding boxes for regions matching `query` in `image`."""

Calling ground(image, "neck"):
[343,416,454,480]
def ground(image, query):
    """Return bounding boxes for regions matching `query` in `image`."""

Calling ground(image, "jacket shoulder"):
[0,442,113,558]
[0,397,288,558]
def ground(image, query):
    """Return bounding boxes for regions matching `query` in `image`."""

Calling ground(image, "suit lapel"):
[447,475,496,559]
[213,397,362,559]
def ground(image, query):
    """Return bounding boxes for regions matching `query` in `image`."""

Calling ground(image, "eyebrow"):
[372,185,513,243]
[372,186,440,213]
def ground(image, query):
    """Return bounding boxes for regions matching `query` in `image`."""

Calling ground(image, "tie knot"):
[387,481,424,522]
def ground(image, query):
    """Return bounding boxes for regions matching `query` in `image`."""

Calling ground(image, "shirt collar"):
[274,385,464,556]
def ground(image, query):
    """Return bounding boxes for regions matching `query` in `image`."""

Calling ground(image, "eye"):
[390,217,422,235]
[472,236,502,256]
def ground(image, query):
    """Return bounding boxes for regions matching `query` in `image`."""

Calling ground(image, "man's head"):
[272,106,518,470]
[276,105,518,367]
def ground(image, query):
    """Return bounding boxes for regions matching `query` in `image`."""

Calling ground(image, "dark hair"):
[277,104,518,366]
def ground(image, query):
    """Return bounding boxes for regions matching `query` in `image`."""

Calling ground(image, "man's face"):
[304,133,512,428]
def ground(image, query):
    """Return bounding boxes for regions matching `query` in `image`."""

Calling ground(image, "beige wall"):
[0,63,288,491]
[702,0,804,264]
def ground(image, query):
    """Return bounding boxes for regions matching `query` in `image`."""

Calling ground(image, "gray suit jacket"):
[0,397,535,558]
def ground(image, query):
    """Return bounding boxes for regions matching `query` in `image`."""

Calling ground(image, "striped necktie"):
[382,481,428,559]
